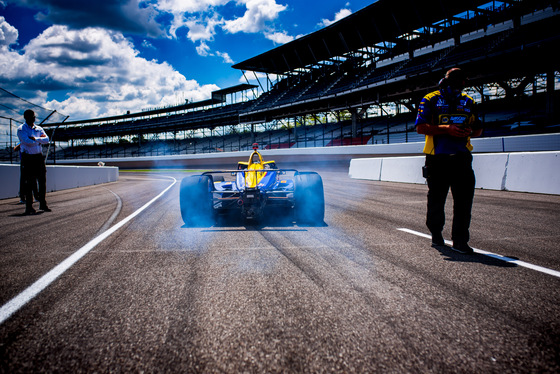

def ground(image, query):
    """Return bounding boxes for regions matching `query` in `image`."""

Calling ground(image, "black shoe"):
[24,208,37,215]
[451,243,474,255]
[40,206,52,212]
[431,232,445,247]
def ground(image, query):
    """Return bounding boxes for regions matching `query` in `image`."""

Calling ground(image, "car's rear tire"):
[180,175,213,226]
[294,172,325,225]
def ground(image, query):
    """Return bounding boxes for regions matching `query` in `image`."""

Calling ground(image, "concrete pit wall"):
[349,151,560,195]
[0,164,118,200]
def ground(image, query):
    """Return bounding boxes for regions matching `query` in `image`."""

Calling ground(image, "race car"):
[179,144,324,226]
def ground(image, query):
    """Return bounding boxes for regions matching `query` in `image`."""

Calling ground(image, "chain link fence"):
[0,87,68,164]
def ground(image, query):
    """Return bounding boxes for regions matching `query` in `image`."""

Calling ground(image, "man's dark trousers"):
[425,152,475,245]
[21,153,47,211]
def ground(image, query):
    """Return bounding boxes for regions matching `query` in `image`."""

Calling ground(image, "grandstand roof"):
[212,84,257,96]
[232,0,501,74]
[211,83,257,102]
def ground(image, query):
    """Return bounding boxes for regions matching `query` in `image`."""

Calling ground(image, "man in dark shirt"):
[416,68,483,254]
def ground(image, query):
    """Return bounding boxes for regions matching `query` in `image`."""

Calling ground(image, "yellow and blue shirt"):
[416,90,480,155]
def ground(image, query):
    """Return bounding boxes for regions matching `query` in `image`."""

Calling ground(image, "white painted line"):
[398,228,560,279]
[0,177,177,325]
[96,187,123,236]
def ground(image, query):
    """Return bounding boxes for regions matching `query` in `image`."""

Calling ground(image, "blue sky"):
[0,0,375,121]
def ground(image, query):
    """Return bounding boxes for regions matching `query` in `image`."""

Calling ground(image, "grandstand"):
[1,0,558,164]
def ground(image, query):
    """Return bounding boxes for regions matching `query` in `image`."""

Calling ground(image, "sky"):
[0,0,376,122]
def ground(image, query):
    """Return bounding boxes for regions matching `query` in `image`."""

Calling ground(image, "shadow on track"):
[432,244,518,268]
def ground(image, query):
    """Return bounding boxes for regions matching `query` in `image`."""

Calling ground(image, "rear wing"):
[203,169,297,179]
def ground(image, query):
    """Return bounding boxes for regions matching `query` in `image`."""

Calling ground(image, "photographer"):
[416,68,482,254]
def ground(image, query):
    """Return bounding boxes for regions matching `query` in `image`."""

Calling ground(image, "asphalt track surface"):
[1,169,559,373]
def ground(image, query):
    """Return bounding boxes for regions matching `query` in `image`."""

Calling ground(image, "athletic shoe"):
[24,209,37,215]
[451,243,474,255]
[40,206,52,212]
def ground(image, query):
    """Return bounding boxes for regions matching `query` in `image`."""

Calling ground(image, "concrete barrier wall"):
[0,164,118,200]
[349,151,560,195]
[380,157,426,185]
[472,154,509,191]
[1,165,21,200]
[504,152,560,195]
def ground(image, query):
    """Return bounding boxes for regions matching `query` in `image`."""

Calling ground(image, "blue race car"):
[179,144,324,226]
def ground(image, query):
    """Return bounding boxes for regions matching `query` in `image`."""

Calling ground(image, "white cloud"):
[155,0,230,38]
[194,42,233,64]
[0,16,18,47]
[265,31,293,45]
[216,50,234,64]
[0,24,218,120]
[156,0,289,59]
[319,8,352,27]
[44,96,102,120]
[185,15,223,43]
[156,0,288,40]
[196,41,212,56]
[223,0,287,34]
[159,0,289,58]
[141,39,155,49]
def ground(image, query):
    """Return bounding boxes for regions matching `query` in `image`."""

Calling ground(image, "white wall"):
[349,151,560,195]
[0,164,118,200]
[504,152,560,194]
